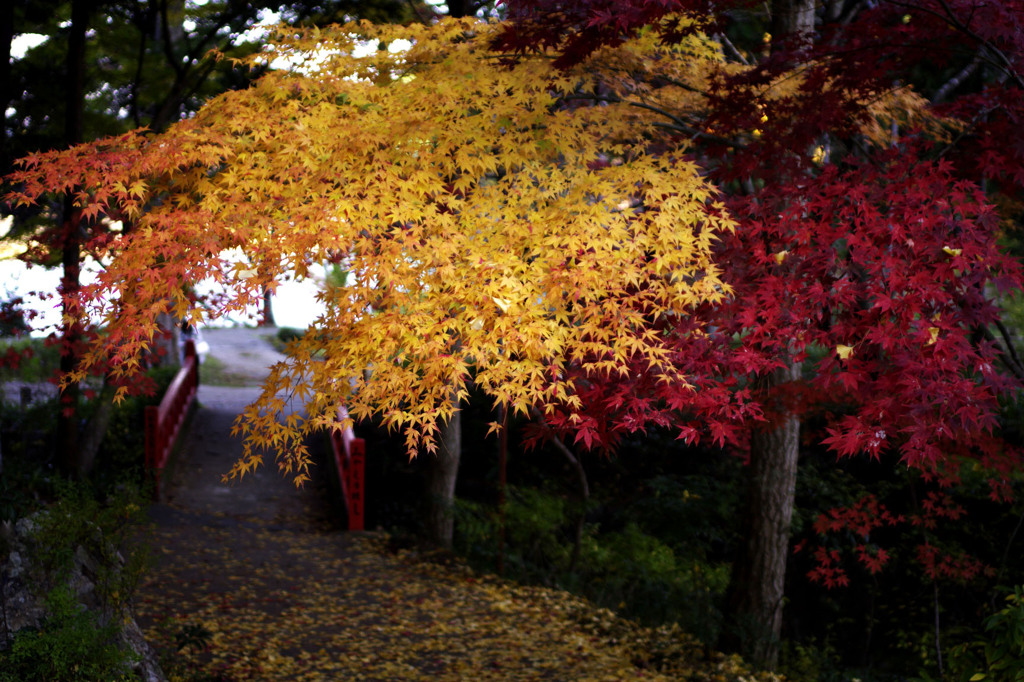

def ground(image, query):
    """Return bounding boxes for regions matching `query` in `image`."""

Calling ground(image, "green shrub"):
[264,326,306,354]
[1,362,176,521]
[26,480,150,611]
[0,482,150,680]
[453,486,728,640]
[276,327,305,344]
[454,487,573,584]
[0,584,136,682]
[94,363,177,480]
[947,585,1024,682]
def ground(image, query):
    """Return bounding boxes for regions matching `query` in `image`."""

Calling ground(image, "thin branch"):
[715,31,750,66]
[406,0,436,24]
[995,505,1024,593]
[547,433,590,500]
[886,0,1024,90]
[934,0,1024,89]
[159,0,184,79]
[129,0,149,129]
[978,323,1024,382]
[936,103,1001,159]
[839,0,869,27]
[529,407,589,573]
[932,51,982,103]
[933,582,943,679]
[655,75,709,96]
[561,92,742,147]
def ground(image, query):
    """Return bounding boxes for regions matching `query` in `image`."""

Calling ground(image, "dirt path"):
[133,327,682,681]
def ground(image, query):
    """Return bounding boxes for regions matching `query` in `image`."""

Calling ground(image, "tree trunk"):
[262,286,276,327]
[56,0,91,475]
[723,362,801,669]
[770,0,816,56]
[717,0,816,668]
[0,0,14,173]
[446,0,471,18]
[425,405,461,548]
[154,311,182,367]
[56,202,83,474]
[77,382,117,475]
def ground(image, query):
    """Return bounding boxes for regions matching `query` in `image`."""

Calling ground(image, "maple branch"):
[715,32,750,66]
[561,93,741,147]
[129,5,150,129]
[160,0,184,80]
[936,104,1001,160]
[931,50,982,104]
[530,406,589,573]
[838,0,869,26]
[994,506,1024,592]
[545,428,590,501]
[150,46,222,132]
[885,0,1024,90]
[983,320,1024,383]
[933,0,1024,89]
[405,0,436,24]
[654,76,708,97]
[181,0,263,66]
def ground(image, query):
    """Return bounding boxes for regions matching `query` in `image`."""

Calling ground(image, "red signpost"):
[330,406,366,531]
[145,339,199,499]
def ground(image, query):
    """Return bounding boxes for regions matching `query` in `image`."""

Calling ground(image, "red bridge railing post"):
[145,404,159,488]
[145,339,199,500]
[347,437,365,531]
[331,407,366,531]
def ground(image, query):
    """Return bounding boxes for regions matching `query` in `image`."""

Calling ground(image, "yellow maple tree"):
[7,18,734,482]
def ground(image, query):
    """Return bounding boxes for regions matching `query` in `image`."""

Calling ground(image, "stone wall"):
[0,517,166,681]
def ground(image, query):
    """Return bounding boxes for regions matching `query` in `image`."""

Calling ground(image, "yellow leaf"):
[942,246,962,256]
[836,344,854,360]
[11,17,736,470]
[774,250,789,264]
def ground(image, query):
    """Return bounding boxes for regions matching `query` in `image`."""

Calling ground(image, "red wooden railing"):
[329,406,366,530]
[145,340,199,499]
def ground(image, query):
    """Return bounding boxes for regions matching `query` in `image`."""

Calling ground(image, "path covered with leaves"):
[133,329,774,681]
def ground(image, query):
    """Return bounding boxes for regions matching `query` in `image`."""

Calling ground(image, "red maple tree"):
[498,0,1024,667]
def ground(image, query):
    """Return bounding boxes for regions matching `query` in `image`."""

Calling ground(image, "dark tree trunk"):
[56,0,91,475]
[425,405,461,548]
[78,382,117,474]
[722,362,802,669]
[56,199,82,474]
[770,0,816,56]
[262,286,276,327]
[446,0,471,18]
[154,311,182,367]
[718,0,816,669]
[0,0,14,173]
